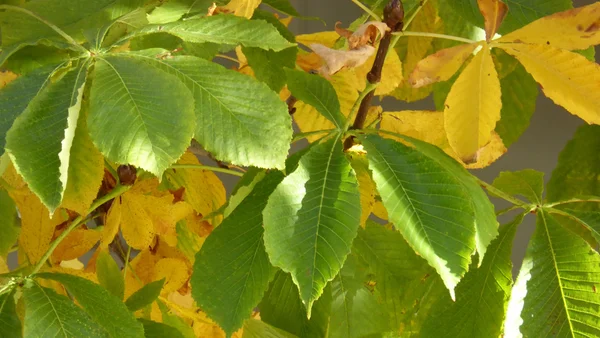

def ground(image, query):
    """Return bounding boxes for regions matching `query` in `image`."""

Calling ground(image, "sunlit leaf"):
[444,44,502,163]
[148,0,226,24]
[192,172,281,336]
[409,43,479,88]
[497,43,600,125]
[492,169,544,204]
[263,136,361,313]
[347,151,376,227]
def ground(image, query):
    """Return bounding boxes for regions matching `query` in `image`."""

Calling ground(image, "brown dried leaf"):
[310,43,376,76]
[336,21,390,49]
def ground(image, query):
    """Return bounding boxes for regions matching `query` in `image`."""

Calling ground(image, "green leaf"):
[261,0,301,17]
[175,220,204,264]
[94,8,149,49]
[88,54,195,177]
[515,211,600,336]
[192,172,282,336]
[36,272,144,338]
[329,254,391,338]
[242,11,297,92]
[284,69,346,129]
[96,251,125,300]
[259,271,331,338]
[263,136,361,313]
[547,125,600,202]
[6,60,89,213]
[359,134,477,297]
[0,290,21,337]
[242,319,298,338]
[0,65,52,156]
[492,169,544,204]
[127,51,291,170]
[132,15,295,51]
[352,221,445,331]
[148,0,228,24]
[421,213,523,337]
[124,279,165,312]
[139,319,184,338]
[548,208,600,247]
[157,301,195,338]
[23,282,105,337]
[0,190,19,257]
[494,54,538,148]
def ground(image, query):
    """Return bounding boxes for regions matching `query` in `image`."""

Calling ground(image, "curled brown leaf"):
[310,43,376,76]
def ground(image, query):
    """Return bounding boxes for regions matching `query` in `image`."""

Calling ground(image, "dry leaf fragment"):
[207,3,217,16]
[477,0,508,41]
[310,43,376,76]
[335,21,390,49]
[409,43,480,88]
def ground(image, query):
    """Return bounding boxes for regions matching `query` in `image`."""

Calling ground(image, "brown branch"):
[344,0,404,149]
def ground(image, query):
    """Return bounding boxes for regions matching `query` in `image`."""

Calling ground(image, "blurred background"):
[288,0,600,275]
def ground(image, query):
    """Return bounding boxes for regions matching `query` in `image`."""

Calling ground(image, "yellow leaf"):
[153,257,190,294]
[372,199,388,220]
[12,191,65,264]
[121,192,155,250]
[409,43,480,88]
[168,151,226,218]
[380,111,507,168]
[477,0,508,41]
[498,43,600,124]
[355,48,403,95]
[0,257,7,274]
[296,31,340,48]
[48,265,99,283]
[51,228,101,263]
[0,71,17,88]
[347,151,375,227]
[101,198,121,248]
[497,3,600,50]
[444,44,502,162]
[293,70,358,141]
[61,110,104,215]
[393,1,440,101]
[223,0,261,18]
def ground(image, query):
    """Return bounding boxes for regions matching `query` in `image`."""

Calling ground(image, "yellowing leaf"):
[311,44,376,76]
[101,198,121,248]
[380,111,507,168]
[153,258,190,294]
[296,31,340,48]
[372,199,388,220]
[393,1,440,101]
[355,48,403,95]
[497,2,600,50]
[409,43,480,88]
[444,44,502,162]
[223,0,261,18]
[347,151,375,227]
[51,229,101,263]
[0,71,18,88]
[293,70,358,141]
[121,192,155,250]
[499,43,600,125]
[167,151,226,218]
[477,0,508,41]
[12,191,65,264]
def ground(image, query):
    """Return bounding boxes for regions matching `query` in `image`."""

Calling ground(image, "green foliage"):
[1,0,600,337]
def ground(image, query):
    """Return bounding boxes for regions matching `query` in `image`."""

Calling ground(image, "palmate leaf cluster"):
[0,0,600,337]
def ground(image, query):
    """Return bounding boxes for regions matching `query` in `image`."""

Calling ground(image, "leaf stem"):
[170,164,244,177]
[350,0,382,21]
[545,198,600,208]
[475,177,530,208]
[29,184,131,276]
[0,5,88,54]
[104,159,119,184]
[344,82,378,131]
[215,54,242,65]
[292,129,336,143]
[123,245,131,281]
[403,0,429,29]
[393,31,477,44]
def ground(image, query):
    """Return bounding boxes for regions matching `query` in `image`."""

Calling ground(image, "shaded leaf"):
[96,250,125,300]
[52,228,101,263]
[223,0,261,18]
[498,43,600,125]
[492,169,544,204]
[477,0,508,41]
[192,172,282,336]
[0,290,21,338]
[125,279,165,312]
[242,319,297,338]
[359,133,476,297]
[261,0,300,17]
[0,189,19,257]
[37,272,144,338]
[133,15,294,51]
[139,319,184,338]
[259,271,331,338]
[88,54,195,177]
[262,136,361,312]
[148,0,226,24]
[421,213,523,337]
[23,282,105,337]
